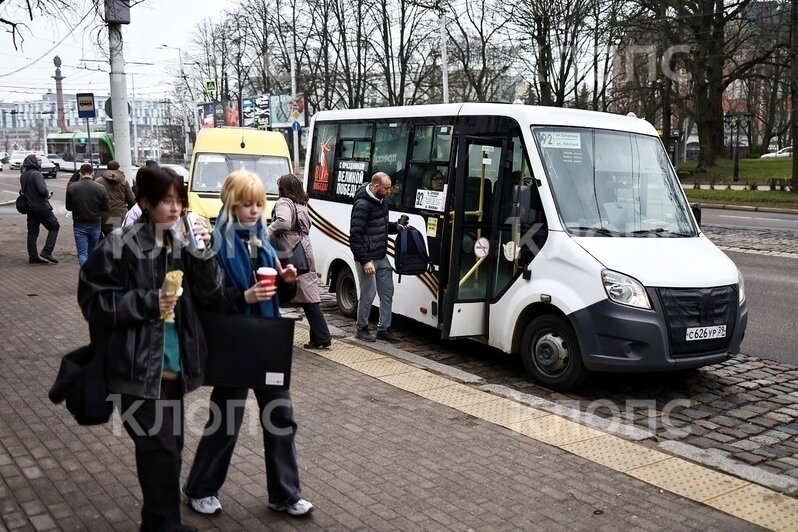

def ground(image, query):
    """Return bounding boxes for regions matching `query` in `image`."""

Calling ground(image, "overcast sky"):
[0,0,237,102]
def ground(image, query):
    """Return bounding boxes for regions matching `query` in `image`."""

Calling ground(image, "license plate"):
[685,325,726,341]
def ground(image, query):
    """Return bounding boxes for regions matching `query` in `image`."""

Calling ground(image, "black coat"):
[349,183,399,264]
[77,218,227,399]
[20,154,52,213]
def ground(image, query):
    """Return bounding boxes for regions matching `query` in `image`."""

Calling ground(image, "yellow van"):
[187,127,292,226]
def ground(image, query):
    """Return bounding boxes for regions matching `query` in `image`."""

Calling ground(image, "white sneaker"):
[268,498,314,516]
[181,485,222,515]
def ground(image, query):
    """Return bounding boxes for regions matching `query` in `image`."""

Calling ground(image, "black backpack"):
[395,226,434,281]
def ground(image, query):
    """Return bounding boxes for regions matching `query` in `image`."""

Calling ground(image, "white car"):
[760,147,793,158]
[160,163,190,186]
[8,151,28,170]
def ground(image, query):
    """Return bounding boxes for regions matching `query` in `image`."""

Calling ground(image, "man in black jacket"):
[349,172,405,343]
[20,153,60,264]
[65,164,108,266]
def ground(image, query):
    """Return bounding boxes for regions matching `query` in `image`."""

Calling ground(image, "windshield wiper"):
[630,228,692,237]
[570,226,619,236]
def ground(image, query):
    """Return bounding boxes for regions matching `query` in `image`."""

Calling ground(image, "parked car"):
[9,152,58,178]
[8,151,28,170]
[760,147,793,158]
[0,151,8,164]
[159,163,190,186]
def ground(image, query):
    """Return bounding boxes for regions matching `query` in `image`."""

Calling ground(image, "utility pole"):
[791,0,798,192]
[439,2,449,104]
[130,74,138,164]
[105,0,133,176]
[290,3,299,170]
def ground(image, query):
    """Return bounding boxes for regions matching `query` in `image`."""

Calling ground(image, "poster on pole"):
[269,93,304,128]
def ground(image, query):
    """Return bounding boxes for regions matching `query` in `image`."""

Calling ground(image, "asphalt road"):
[730,250,798,366]
[703,207,798,230]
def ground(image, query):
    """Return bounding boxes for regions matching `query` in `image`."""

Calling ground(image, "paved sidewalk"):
[0,210,794,531]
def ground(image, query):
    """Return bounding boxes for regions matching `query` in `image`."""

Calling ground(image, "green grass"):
[677,158,794,183]
[684,188,798,209]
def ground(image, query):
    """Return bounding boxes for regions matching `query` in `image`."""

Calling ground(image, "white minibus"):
[302,103,748,389]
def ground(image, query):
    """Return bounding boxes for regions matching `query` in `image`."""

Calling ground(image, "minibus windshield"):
[534,127,697,237]
[191,153,291,194]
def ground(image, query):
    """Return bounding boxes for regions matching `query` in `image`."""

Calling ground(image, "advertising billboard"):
[269,93,305,129]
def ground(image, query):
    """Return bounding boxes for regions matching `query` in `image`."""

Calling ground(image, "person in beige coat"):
[267,174,332,349]
[96,160,135,236]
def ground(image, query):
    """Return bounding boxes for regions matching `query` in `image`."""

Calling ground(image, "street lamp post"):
[724,111,752,182]
[160,44,191,162]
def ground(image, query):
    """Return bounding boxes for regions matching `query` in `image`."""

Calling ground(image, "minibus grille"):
[657,286,737,357]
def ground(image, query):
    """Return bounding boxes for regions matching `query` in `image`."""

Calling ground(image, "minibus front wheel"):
[335,266,358,319]
[520,315,587,390]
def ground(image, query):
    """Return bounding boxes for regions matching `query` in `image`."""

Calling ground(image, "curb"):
[298,323,798,496]
[695,202,798,215]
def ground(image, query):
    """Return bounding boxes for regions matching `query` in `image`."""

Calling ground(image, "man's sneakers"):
[355,327,376,342]
[376,329,401,344]
[28,256,48,264]
[40,252,58,264]
[181,485,222,515]
[268,498,314,517]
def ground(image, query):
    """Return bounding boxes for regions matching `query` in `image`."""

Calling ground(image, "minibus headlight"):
[737,268,745,305]
[602,270,651,309]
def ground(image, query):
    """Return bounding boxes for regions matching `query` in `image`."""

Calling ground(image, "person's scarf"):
[213,212,280,317]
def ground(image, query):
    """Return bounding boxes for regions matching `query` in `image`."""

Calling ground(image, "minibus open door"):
[441,135,507,339]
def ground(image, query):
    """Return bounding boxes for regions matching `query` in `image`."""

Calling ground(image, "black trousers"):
[26,210,59,259]
[120,380,185,532]
[301,303,332,345]
[185,386,302,506]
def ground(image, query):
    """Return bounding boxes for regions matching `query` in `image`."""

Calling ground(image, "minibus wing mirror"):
[691,202,702,227]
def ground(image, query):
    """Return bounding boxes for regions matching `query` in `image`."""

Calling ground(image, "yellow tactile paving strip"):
[292,329,798,531]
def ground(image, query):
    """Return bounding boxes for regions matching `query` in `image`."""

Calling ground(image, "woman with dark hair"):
[268,173,332,349]
[78,166,224,532]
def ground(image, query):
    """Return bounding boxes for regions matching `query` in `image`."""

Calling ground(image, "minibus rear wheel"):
[335,266,358,319]
[520,315,587,390]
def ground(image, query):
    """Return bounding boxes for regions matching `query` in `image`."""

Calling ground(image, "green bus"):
[46,131,115,171]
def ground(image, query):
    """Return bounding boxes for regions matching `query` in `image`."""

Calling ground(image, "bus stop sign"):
[76,93,96,119]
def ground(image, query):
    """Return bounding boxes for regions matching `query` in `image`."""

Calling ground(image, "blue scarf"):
[213,214,280,317]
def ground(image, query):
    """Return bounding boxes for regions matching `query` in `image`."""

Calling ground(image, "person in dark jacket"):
[96,159,135,236]
[349,172,405,343]
[78,166,224,532]
[20,153,60,264]
[65,164,108,266]
[183,170,312,518]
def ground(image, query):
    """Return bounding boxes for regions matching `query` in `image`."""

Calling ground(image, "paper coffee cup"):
[256,267,278,286]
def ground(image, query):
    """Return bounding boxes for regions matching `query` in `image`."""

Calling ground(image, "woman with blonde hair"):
[268,173,332,349]
[182,170,314,518]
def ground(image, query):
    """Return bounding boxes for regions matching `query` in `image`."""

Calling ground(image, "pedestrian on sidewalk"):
[267,173,332,349]
[20,153,60,264]
[65,163,108,266]
[349,171,405,343]
[183,170,314,518]
[96,159,135,236]
[124,160,159,227]
[78,166,224,532]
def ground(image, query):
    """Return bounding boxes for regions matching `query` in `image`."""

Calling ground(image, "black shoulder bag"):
[16,174,28,214]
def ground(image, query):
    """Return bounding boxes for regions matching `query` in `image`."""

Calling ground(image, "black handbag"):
[200,312,295,389]
[15,191,28,214]
[269,201,310,275]
[49,345,113,426]
[16,174,28,214]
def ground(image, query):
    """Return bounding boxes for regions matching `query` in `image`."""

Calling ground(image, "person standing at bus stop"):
[96,160,135,236]
[65,163,108,266]
[349,172,405,343]
[20,153,60,264]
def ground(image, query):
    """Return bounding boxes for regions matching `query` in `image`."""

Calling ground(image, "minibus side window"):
[331,122,373,202]
[403,125,453,209]
[373,122,412,207]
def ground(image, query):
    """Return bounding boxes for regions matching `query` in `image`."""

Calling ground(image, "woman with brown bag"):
[267,174,332,349]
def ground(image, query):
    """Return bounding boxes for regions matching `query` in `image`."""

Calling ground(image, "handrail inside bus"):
[459,256,486,288]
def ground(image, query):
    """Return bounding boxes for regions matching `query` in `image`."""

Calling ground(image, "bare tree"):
[446,0,517,102]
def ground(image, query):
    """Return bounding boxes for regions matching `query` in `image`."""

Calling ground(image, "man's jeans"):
[356,256,394,331]
[73,224,102,266]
